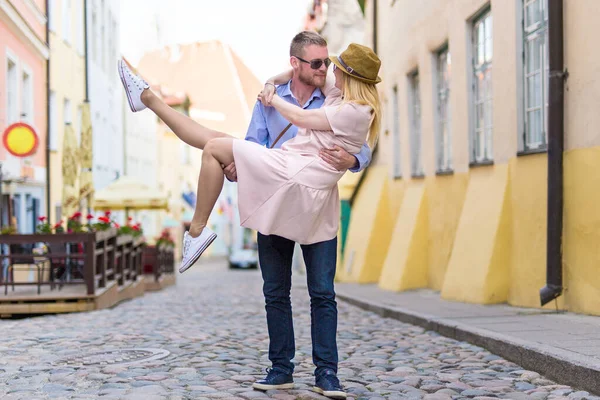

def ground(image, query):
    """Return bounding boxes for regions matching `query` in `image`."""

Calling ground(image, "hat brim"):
[329,56,382,85]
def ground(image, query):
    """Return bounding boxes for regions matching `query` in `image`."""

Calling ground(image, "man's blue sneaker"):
[252,367,294,391]
[313,370,346,399]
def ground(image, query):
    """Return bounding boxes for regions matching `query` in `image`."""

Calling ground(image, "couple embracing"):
[119,31,382,399]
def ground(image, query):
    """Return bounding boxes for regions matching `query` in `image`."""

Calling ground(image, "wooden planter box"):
[0,228,145,295]
[142,245,175,282]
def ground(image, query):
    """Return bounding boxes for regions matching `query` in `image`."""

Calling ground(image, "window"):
[7,56,18,125]
[471,9,493,164]
[76,106,83,144]
[48,0,56,32]
[64,98,72,126]
[408,71,422,176]
[181,142,191,165]
[523,0,548,150]
[101,0,105,71]
[49,91,58,150]
[436,47,452,172]
[76,0,84,55]
[391,86,401,178]
[62,0,72,44]
[21,68,33,124]
[111,18,117,78]
[91,6,97,62]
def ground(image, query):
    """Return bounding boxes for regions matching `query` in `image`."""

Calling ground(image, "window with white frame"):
[100,0,106,71]
[21,68,33,124]
[7,56,18,124]
[180,142,191,165]
[471,9,493,163]
[111,18,117,78]
[436,47,452,171]
[408,71,423,176]
[64,98,72,126]
[76,0,84,55]
[77,106,83,144]
[62,0,72,44]
[48,0,56,32]
[523,0,548,150]
[92,5,97,62]
[49,91,58,150]
[392,85,401,178]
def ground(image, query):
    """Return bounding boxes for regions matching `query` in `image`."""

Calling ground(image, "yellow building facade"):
[340,0,600,316]
[48,0,86,222]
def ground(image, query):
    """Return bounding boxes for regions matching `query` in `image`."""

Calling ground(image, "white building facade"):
[85,0,123,191]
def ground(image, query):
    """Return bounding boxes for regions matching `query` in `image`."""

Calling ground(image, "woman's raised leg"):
[179,137,236,273]
[140,90,231,149]
[118,59,230,149]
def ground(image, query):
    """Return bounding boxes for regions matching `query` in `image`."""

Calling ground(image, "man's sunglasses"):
[295,56,331,70]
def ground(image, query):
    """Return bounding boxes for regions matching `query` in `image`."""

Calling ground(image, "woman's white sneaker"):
[179,228,218,273]
[118,59,149,112]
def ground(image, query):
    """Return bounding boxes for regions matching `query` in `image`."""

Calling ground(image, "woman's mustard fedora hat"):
[330,43,382,85]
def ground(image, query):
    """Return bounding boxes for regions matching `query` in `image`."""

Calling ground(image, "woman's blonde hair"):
[342,76,381,149]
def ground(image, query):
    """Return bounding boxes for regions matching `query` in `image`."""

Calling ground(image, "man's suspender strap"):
[269,123,293,149]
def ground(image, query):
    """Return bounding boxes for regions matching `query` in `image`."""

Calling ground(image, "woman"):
[118,43,382,273]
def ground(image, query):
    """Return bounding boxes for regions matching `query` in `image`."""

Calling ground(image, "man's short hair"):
[290,31,328,58]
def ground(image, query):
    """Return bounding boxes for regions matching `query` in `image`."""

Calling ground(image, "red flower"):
[70,212,82,219]
[86,214,94,220]
[38,216,46,222]
[132,225,140,231]
[114,222,120,229]
[104,210,111,217]
[128,217,133,221]
[98,216,110,223]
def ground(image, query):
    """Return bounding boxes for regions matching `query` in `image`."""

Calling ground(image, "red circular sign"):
[2,123,39,157]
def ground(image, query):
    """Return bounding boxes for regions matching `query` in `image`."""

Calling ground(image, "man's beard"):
[299,70,326,88]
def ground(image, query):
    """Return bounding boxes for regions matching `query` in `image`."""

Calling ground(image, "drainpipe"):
[45,0,51,221]
[540,0,567,306]
[372,0,378,54]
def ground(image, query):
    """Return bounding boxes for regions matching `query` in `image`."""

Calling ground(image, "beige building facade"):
[339,0,600,316]
[48,0,86,222]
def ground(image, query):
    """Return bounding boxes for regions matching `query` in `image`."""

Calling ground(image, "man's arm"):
[245,101,269,145]
[319,142,371,172]
[224,101,268,181]
[350,142,372,173]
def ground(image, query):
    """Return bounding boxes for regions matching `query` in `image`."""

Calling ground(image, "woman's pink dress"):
[233,85,372,245]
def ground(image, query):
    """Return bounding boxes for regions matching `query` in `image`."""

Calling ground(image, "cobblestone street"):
[0,258,595,400]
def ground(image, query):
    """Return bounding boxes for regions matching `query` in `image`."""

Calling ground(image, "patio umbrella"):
[79,102,94,203]
[61,123,79,219]
[92,176,169,212]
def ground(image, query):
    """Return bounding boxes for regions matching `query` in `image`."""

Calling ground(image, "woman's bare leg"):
[140,89,231,149]
[188,137,235,237]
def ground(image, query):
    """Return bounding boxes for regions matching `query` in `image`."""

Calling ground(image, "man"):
[223,31,371,399]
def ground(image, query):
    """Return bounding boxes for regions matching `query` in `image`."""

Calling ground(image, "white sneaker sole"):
[252,382,295,391]
[313,386,347,399]
[178,232,217,273]
[118,60,140,112]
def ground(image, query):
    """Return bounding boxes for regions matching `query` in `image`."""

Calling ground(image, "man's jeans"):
[257,233,338,376]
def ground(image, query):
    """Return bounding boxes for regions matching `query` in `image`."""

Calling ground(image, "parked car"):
[228,248,258,269]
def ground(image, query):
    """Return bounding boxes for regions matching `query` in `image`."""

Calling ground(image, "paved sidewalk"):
[330,282,600,395]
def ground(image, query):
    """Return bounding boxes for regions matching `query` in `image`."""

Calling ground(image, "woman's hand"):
[258,85,277,106]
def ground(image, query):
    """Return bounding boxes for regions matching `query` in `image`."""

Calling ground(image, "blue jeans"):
[257,233,338,376]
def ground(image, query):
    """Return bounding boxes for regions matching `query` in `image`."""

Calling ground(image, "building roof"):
[137,41,262,137]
